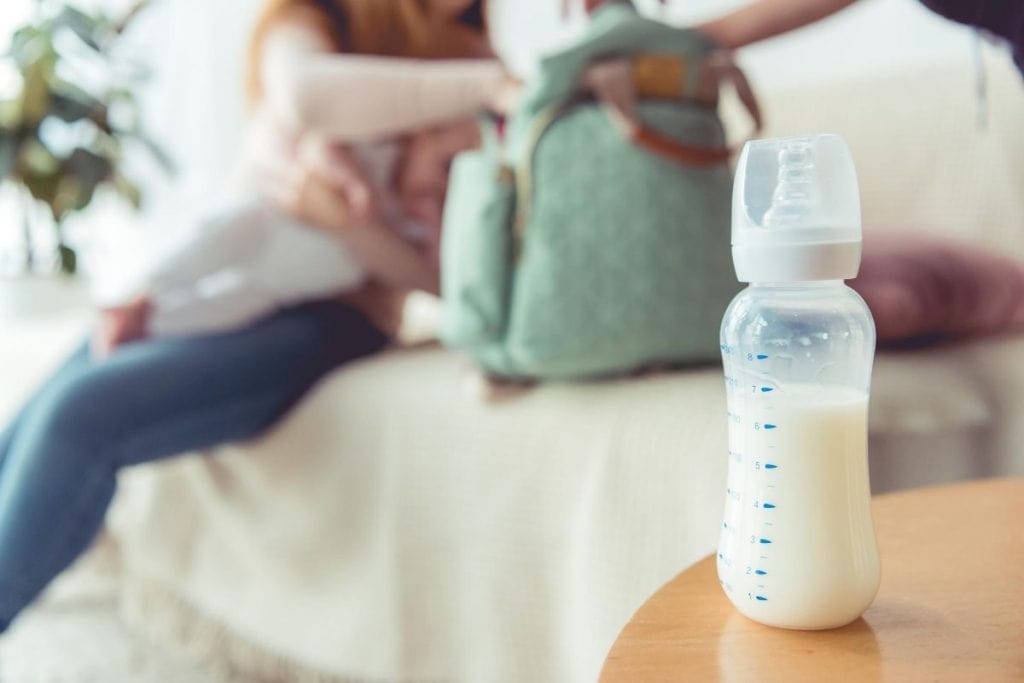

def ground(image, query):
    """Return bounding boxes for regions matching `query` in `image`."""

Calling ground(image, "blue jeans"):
[0,299,386,631]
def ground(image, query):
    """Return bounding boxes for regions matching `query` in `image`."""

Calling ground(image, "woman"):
[0,0,505,635]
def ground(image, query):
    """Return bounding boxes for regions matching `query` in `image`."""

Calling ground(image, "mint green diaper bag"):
[440,1,759,380]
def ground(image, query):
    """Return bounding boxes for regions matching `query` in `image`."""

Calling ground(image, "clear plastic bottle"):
[717,135,880,630]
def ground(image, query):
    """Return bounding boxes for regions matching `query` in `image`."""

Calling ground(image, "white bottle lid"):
[731,134,862,283]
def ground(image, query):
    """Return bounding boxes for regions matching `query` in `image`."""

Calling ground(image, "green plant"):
[0,0,171,275]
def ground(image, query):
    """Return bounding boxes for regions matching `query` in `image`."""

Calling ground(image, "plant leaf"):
[58,243,77,275]
[20,139,61,175]
[126,129,175,175]
[54,174,82,217]
[53,6,105,51]
[50,90,102,123]
[113,0,151,34]
[21,170,61,213]
[112,172,142,210]
[6,26,42,66]
[21,57,54,125]
[0,99,22,129]
[0,134,16,178]
[66,146,114,189]
[71,178,97,211]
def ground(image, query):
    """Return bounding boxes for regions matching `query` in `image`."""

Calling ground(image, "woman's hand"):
[694,0,858,50]
[274,142,362,229]
[92,295,152,359]
[261,132,381,226]
[267,141,441,295]
[487,71,524,116]
[295,134,381,221]
[582,59,637,136]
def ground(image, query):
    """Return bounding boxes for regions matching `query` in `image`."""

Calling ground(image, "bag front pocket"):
[440,144,516,348]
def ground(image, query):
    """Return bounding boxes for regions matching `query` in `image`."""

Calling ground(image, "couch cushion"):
[852,232,1024,344]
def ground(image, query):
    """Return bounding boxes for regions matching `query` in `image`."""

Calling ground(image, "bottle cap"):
[731,134,862,283]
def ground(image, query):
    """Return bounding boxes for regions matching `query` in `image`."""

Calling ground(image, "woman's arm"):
[260,17,503,142]
[697,0,859,50]
[275,158,440,295]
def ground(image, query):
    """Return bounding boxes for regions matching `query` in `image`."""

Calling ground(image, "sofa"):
[3,21,1023,683]
[98,48,1024,683]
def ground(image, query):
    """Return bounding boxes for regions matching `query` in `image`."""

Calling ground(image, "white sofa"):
[101,52,1024,683]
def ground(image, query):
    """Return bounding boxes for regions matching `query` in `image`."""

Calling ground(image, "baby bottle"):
[716,134,880,630]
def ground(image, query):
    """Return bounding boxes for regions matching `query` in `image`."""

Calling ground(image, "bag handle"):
[584,51,762,167]
[511,52,761,240]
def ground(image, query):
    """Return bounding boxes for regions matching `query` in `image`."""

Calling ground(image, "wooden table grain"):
[600,477,1024,682]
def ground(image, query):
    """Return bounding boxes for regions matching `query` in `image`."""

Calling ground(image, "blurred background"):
[0,0,998,303]
[0,2,1021,681]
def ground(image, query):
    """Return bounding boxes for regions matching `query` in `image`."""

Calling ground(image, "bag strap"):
[510,52,760,241]
[512,100,573,242]
[585,50,762,167]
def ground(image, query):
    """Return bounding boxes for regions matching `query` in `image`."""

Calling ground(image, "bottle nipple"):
[730,134,863,283]
[763,140,820,228]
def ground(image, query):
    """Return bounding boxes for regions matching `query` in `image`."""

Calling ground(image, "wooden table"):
[601,477,1024,682]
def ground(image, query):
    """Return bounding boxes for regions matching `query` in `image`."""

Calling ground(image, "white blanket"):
[113,349,729,682]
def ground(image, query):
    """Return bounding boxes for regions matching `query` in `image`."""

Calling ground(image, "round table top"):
[601,477,1024,683]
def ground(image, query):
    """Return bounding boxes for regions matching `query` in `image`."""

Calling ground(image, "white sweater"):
[143,42,501,337]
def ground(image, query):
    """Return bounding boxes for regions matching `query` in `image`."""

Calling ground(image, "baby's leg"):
[152,207,368,338]
[146,201,287,338]
[148,272,281,338]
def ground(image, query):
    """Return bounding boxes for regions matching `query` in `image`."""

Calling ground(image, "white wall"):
[492,0,980,87]
[712,0,977,89]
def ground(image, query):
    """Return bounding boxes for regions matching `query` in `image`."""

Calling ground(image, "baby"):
[96,120,479,354]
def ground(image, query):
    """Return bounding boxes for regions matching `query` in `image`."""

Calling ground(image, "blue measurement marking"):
[755,570,767,576]
[760,386,774,393]
[763,503,776,509]
[756,596,768,601]
[759,538,772,544]
[764,423,778,430]
[765,463,779,470]
[756,354,769,360]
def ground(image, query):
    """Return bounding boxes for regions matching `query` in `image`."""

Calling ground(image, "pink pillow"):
[850,232,1024,345]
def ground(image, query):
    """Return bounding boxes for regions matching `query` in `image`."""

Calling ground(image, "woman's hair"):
[247,0,488,103]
